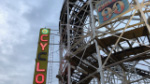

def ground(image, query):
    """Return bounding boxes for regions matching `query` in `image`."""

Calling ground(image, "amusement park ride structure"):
[56,0,150,84]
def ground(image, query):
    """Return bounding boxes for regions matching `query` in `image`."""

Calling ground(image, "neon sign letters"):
[33,29,50,84]
[96,0,130,25]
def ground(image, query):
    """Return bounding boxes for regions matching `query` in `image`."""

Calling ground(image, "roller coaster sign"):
[96,0,130,25]
[33,28,50,84]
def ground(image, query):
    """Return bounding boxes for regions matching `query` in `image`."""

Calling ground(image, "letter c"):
[38,52,47,61]
[40,34,48,42]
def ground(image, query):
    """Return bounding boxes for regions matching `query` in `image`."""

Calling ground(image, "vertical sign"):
[33,28,50,84]
[96,0,130,25]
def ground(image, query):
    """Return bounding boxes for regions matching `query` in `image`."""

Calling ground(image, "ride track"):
[58,0,150,84]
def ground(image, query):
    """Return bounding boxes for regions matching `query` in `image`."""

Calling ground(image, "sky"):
[0,0,63,84]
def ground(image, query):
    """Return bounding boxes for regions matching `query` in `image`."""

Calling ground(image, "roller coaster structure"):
[57,0,150,84]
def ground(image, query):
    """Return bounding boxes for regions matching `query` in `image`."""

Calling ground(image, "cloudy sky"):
[0,0,63,84]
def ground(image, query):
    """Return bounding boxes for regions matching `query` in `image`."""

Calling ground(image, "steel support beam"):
[135,0,150,33]
[67,0,71,84]
[77,71,98,84]
[105,50,150,68]
[89,0,105,84]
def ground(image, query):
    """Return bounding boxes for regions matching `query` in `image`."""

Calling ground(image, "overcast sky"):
[0,0,63,84]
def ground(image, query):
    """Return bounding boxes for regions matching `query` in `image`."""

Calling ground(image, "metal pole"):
[89,0,105,84]
[89,1,95,37]
[135,0,150,32]
[59,22,63,69]
[94,40,105,84]
[67,0,71,84]
[59,22,63,84]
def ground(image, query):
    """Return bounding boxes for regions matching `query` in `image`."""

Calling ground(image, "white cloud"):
[0,0,32,84]
[0,0,30,55]
[0,0,62,84]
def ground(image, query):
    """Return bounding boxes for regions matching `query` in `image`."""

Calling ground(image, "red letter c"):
[40,34,48,42]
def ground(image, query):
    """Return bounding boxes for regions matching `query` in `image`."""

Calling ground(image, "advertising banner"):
[96,0,130,25]
[33,28,50,84]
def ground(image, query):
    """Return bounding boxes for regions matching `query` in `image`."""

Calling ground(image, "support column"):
[59,22,63,84]
[135,0,150,32]
[89,0,105,84]
[67,0,71,84]
[94,40,105,84]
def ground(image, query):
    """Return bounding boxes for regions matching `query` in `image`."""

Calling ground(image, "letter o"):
[35,74,45,83]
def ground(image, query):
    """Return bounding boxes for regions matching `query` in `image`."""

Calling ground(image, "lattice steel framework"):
[47,35,54,84]
[57,0,150,84]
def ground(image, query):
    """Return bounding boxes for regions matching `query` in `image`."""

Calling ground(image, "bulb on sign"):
[42,29,49,34]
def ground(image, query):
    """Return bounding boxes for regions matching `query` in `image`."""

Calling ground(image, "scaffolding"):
[46,31,60,84]
[58,0,150,84]
[47,35,54,84]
